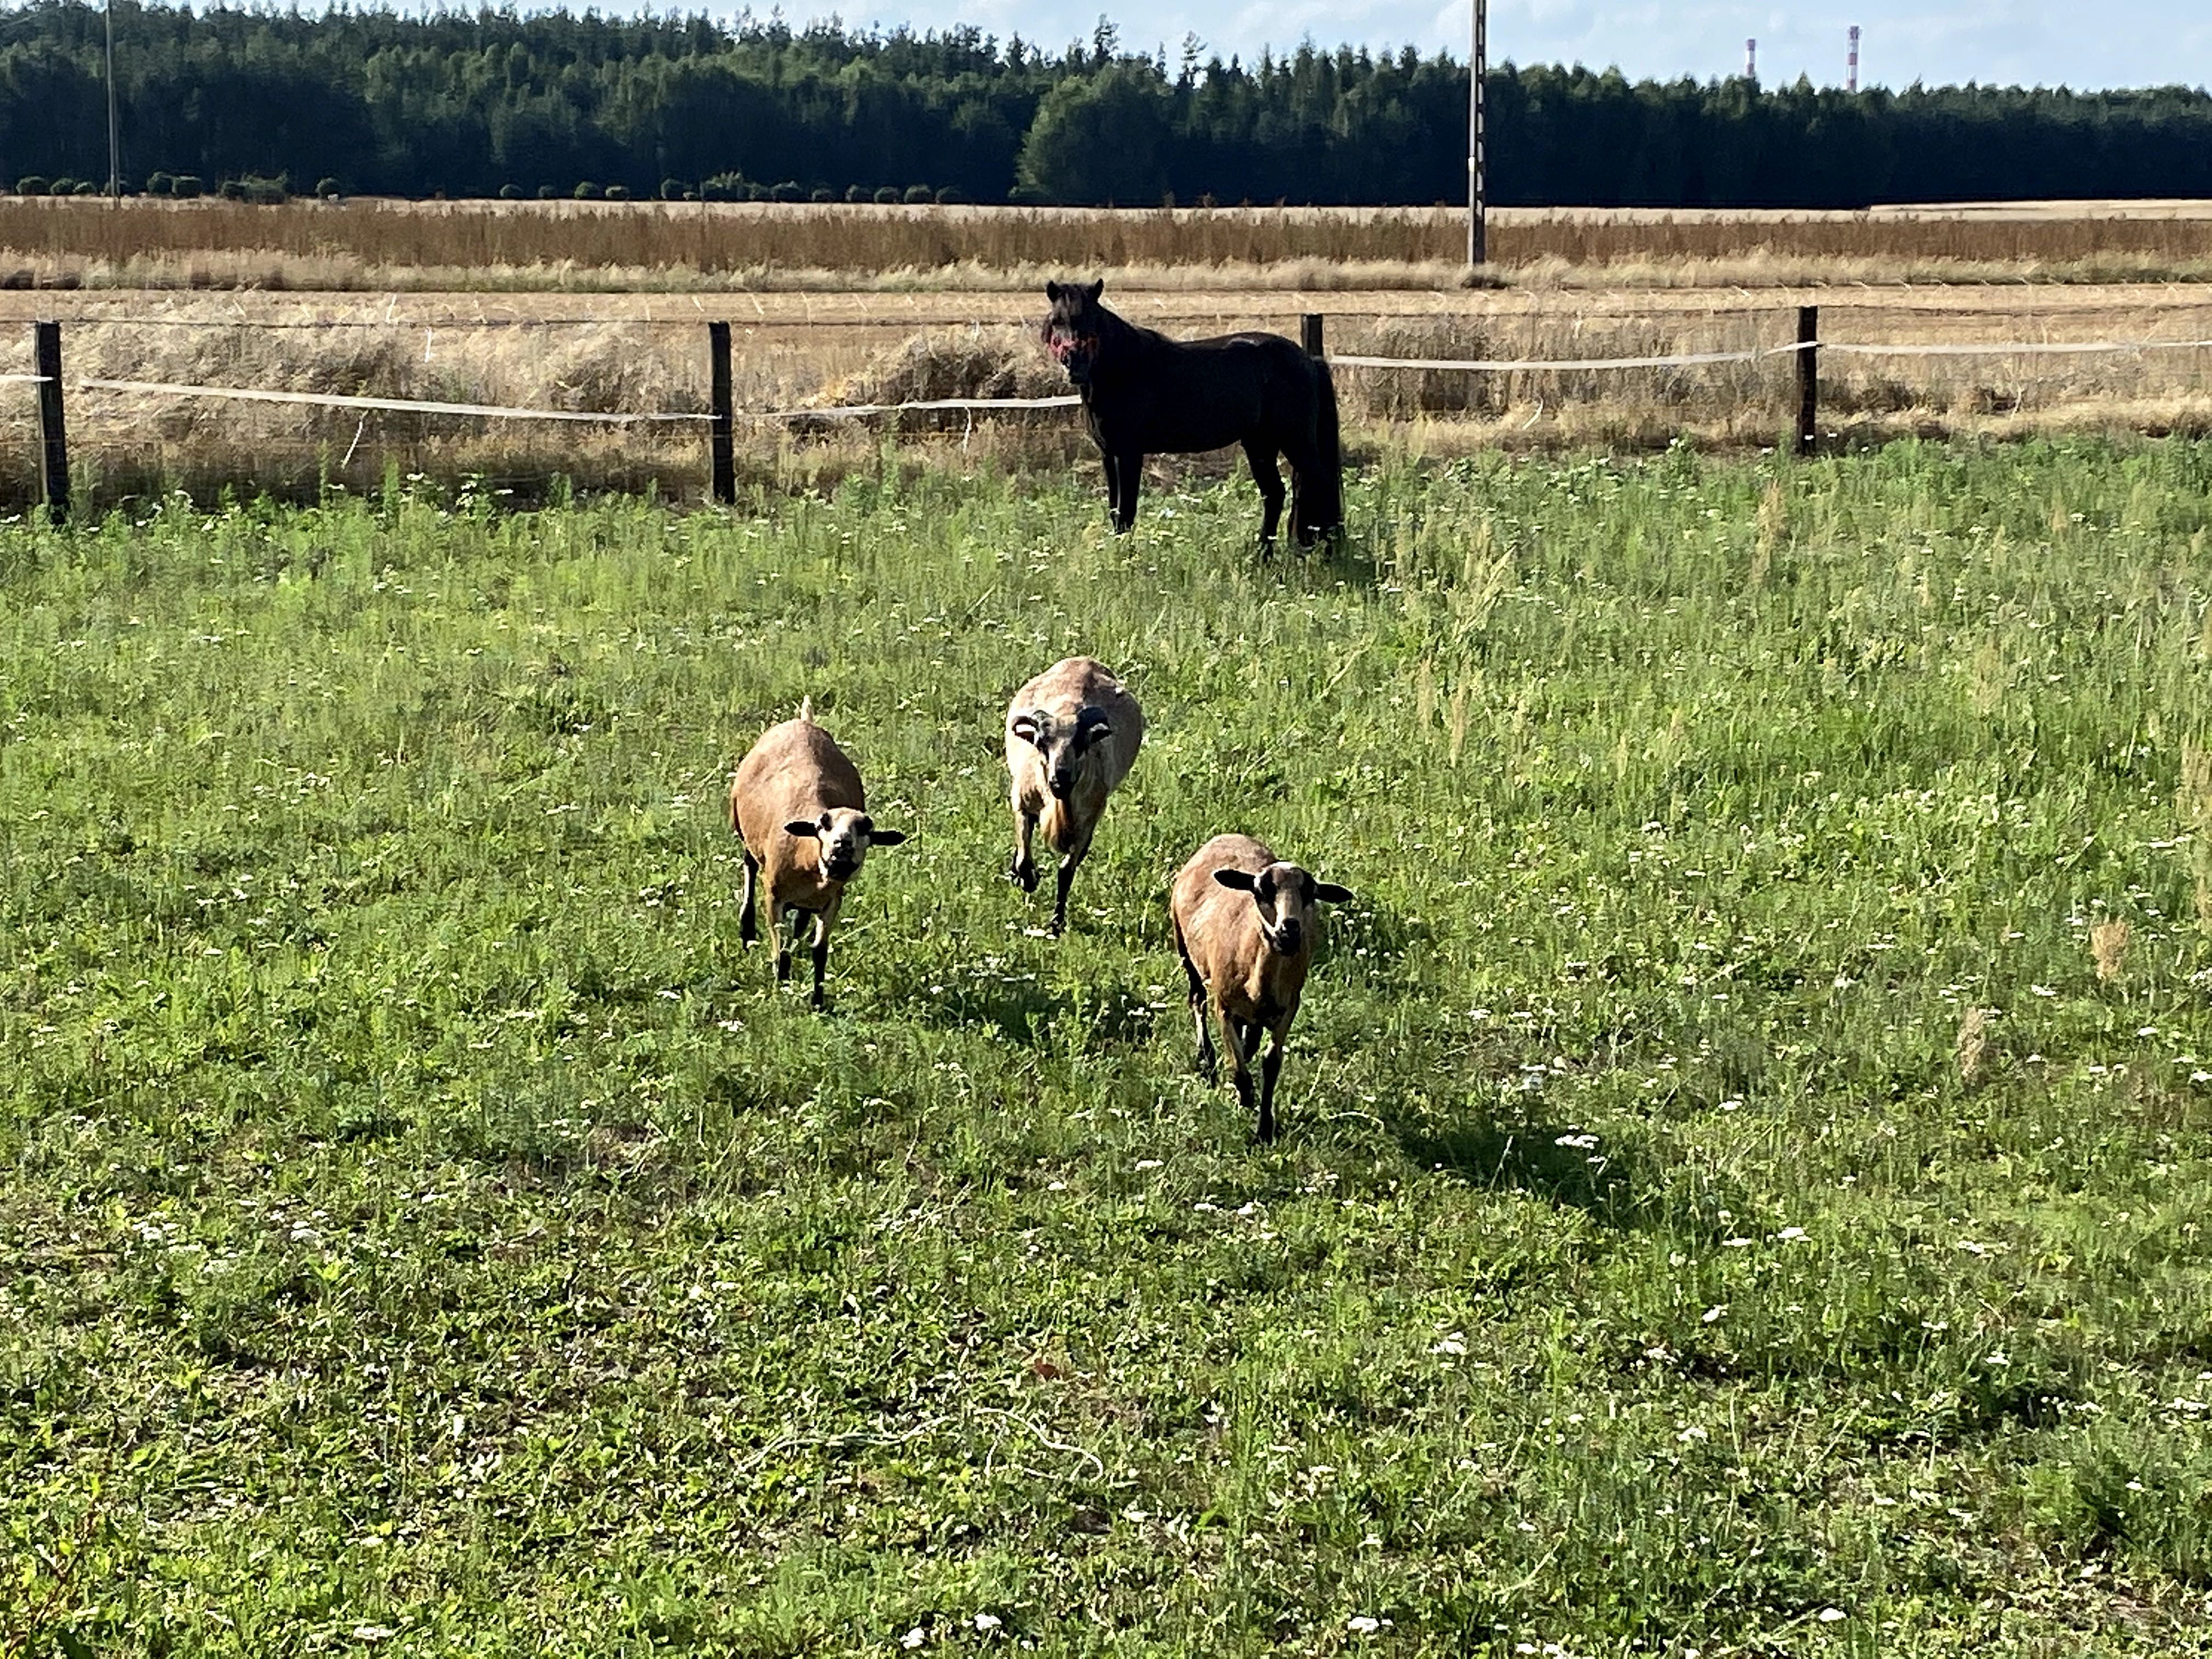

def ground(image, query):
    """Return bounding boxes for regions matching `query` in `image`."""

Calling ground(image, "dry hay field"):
[9,195,2212,294]
[7,199,2212,504]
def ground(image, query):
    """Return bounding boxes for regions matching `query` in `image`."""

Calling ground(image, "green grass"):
[4,439,2212,1656]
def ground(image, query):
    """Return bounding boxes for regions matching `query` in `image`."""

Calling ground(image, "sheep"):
[1169,834,1352,1142]
[1003,657,1144,935]
[728,698,907,1009]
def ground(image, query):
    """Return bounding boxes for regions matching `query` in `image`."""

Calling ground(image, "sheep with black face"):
[729,699,907,1009]
[1003,657,1144,936]
[1170,833,1352,1142]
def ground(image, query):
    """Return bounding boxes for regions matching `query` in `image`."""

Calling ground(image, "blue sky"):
[815,0,2212,90]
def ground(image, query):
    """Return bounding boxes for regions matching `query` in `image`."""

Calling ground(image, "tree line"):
[5,1,2211,207]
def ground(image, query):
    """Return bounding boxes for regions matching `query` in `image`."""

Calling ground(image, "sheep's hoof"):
[1008,858,1037,893]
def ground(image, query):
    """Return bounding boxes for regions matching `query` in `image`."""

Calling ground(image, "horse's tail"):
[1305,358,1345,535]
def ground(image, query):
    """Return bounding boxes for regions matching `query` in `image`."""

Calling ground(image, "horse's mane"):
[1092,298,1164,353]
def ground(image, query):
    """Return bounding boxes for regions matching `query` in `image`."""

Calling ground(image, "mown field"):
[4,441,2212,1656]
[7,196,2212,294]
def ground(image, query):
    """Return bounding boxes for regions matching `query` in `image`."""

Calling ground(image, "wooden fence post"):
[707,320,735,506]
[33,320,69,522]
[1795,304,1818,457]
[1302,313,1324,358]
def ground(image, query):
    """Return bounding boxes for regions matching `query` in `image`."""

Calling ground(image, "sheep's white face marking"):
[1212,861,1353,957]
[784,808,907,882]
[1012,705,1112,802]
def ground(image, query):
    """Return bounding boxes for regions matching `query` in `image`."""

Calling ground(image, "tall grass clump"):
[2,437,2210,1653]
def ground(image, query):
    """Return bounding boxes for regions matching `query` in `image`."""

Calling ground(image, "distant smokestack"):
[1744,37,1757,80]
[1847,25,1860,93]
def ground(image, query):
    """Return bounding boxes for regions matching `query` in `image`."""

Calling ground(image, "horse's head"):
[1042,278,1108,387]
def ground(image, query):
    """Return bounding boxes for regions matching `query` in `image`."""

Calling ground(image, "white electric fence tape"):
[32,334,2212,424]
[74,378,715,423]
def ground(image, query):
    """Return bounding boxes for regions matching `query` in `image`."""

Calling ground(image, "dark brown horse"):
[1042,279,1343,546]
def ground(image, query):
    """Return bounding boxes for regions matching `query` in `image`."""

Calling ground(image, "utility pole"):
[104,0,121,199]
[1468,0,1486,267]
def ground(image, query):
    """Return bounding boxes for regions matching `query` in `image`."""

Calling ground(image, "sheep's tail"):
[798,694,815,724]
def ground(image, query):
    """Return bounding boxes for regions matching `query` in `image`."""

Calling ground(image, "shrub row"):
[14,173,967,206]
[13,172,315,201]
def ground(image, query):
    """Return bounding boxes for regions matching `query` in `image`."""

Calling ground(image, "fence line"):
[1821,337,2212,358]
[74,377,715,424]
[740,392,1082,421]
[48,297,2212,333]
[18,305,2212,521]
[1331,345,1791,373]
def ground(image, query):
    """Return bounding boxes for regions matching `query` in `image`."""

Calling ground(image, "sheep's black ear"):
[1076,706,1110,740]
[784,819,822,838]
[1084,278,1104,302]
[868,828,907,847]
[1212,868,1257,892]
[1314,881,1353,904]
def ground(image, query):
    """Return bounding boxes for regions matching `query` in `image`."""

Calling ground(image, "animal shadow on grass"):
[916,975,1156,1052]
[1395,1114,1649,1228]
[1306,521,1378,586]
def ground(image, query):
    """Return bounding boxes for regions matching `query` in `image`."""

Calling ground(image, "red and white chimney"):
[1847,25,1860,93]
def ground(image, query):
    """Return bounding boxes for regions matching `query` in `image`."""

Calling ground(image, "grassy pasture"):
[4,441,2212,1655]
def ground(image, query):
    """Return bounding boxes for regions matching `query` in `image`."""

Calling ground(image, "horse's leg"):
[1112,452,1143,533]
[1099,450,1119,527]
[1243,439,1285,545]
[1282,431,1318,549]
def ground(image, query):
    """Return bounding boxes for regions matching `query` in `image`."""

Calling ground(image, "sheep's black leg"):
[1244,439,1285,545]
[1221,1009,1256,1119]
[771,901,792,983]
[738,851,760,945]
[1051,850,1083,936]
[809,913,831,1011]
[1009,806,1040,891]
[1181,949,1215,1080]
[1257,1025,1289,1143]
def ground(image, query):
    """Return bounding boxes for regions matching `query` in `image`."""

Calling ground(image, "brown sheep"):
[1169,833,1352,1142]
[729,699,907,1009]
[1003,657,1144,935]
